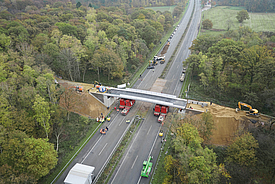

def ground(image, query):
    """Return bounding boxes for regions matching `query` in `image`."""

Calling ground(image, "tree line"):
[214,0,275,12]
[186,26,275,116]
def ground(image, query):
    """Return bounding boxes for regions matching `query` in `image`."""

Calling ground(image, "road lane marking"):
[131,155,138,169]
[119,116,126,126]
[98,143,108,156]
[147,125,152,135]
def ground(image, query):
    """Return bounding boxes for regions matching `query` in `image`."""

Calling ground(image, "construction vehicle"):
[158,106,169,123]
[154,55,165,64]
[153,104,169,123]
[64,163,95,184]
[236,102,259,117]
[141,156,153,178]
[153,105,161,116]
[94,81,101,87]
[119,99,135,115]
[74,86,83,92]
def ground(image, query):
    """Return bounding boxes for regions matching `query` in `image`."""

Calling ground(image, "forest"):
[0,0,186,182]
[214,0,275,12]
[186,26,275,116]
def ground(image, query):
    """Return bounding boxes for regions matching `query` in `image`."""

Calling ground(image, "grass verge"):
[150,116,174,184]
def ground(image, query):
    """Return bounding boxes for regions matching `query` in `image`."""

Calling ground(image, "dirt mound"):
[160,43,170,56]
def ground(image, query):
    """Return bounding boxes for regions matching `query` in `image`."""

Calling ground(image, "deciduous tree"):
[236,9,250,23]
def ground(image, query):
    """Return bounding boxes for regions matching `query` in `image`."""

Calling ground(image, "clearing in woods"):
[201,6,275,35]
[145,5,176,13]
[187,102,272,145]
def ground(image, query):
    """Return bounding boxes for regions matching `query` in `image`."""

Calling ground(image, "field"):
[202,6,275,34]
[145,5,176,13]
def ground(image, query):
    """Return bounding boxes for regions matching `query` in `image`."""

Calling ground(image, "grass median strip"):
[160,1,195,79]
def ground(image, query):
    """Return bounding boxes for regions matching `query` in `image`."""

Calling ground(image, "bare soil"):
[187,102,272,146]
[58,80,109,118]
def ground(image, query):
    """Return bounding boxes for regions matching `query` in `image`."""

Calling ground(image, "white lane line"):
[98,143,108,156]
[81,135,102,163]
[119,116,126,126]
[147,125,152,135]
[82,112,120,163]
[111,115,148,184]
[131,155,139,169]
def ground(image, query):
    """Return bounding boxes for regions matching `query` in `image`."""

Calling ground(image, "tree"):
[0,130,57,180]
[76,2,82,9]
[202,19,213,30]
[166,121,221,183]
[226,132,259,167]
[33,94,51,139]
[236,10,250,23]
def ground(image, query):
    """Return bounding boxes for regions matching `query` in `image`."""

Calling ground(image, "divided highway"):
[54,0,201,183]
[109,0,201,183]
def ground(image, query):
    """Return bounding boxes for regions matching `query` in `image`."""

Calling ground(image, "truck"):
[153,104,169,123]
[141,156,153,178]
[153,104,161,116]
[64,163,95,184]
[158,106,169,123]
[154,55,165,64]
[120,99,135,115]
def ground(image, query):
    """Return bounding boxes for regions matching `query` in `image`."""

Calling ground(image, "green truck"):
[141,156,153,177]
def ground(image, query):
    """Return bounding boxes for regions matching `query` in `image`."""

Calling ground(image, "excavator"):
[236,102,259,117]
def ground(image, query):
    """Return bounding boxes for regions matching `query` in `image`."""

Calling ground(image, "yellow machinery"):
[236,102,259,117]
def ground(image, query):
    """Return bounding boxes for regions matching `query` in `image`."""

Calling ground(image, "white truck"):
[64,163,95,184]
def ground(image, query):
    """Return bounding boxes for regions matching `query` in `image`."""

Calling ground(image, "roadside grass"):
[145,5,177,13]
[201,6,275,35]
[151,132,172,184]
[39,114,101,184]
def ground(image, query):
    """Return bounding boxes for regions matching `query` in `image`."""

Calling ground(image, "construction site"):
[186,102,274,145]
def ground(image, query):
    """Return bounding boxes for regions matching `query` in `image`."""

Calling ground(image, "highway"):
[54,0,201,183]
[108,0,201,183]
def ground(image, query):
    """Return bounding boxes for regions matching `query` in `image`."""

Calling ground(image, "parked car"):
[147,66,155,69]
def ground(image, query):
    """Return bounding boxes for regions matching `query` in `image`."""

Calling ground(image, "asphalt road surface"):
[54,0,201,183]
[108,0,201,183]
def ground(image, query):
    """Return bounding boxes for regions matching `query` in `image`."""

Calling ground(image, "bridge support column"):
[103,96,117,108]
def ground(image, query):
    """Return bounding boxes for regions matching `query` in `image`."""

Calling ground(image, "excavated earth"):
[58,79,109,118]
[186,102,272,146]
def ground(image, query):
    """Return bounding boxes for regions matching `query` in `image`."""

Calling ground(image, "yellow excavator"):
[236,102,259,117]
